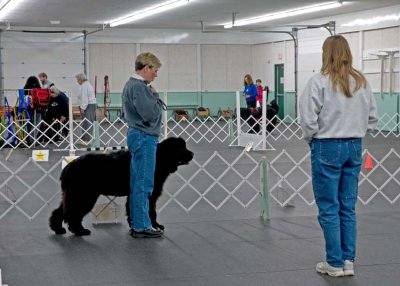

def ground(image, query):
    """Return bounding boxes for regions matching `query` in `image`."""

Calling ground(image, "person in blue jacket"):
[243,74,257,108]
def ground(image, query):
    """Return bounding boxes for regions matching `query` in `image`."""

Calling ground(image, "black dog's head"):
[157,137,194,173]
[269,99,279,113]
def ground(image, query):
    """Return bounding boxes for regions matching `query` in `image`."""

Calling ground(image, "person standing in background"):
[243,74,257,108]
[75,73,96,144]
[122,52,165,238]
[255,79,264,107]
[38,72,54,88]
[299,35,378,277]
[23,76,42,145]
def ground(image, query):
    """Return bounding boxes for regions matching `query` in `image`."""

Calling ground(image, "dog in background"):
[240,99,280,133]
[49,137,194,236]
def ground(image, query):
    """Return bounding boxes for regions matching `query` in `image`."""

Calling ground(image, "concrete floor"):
[0,134,399,286]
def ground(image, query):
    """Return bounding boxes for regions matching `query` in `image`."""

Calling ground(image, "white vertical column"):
[359,31,364,71]
[236,91,241,137]
[197,44,202,93]
[136,43,141,57]
[68,91,75,156]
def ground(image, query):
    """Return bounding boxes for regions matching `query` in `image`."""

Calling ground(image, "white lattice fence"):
[1,147,399,221]
[0,158,61,220]
[268,148,400,207]
[158,150,260,212]
[0,150,262,221]
[1,113,399,150]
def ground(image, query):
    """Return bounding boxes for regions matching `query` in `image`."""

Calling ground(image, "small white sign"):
[245,141,253,152]
[62,156,79,169]
[32,150,49,162]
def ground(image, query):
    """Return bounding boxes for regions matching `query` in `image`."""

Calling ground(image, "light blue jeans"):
[310,138,362,268]
[127,128,158,231]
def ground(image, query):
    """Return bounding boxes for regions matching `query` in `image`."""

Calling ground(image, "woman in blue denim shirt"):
[299,35,378,277]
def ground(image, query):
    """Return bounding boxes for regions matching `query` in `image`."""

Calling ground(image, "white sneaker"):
[316,262,344,277]
[344,260,354,276]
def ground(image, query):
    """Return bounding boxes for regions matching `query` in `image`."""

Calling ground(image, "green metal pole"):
[93,120,100,148]
[260,156,270,220]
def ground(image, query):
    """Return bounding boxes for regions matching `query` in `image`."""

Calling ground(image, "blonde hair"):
[50,86,61,94]
[135,52,162,71]
[75,73,88,82]
[243,74,254,85]
[321,35,367,97]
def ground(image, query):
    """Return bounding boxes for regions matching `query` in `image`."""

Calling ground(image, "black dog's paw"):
[49,224,67,235]
[69,227,91,236]
[153,222,165,231]
[54,227,67,235]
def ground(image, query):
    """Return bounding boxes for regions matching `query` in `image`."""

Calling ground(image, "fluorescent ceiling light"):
[109,0,189,28]
[341,14,400,27]
[0,0,12,10]
[0,0,23,19]
[224,1,343,28]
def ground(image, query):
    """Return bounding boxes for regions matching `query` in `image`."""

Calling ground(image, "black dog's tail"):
[49,193,67,235]
[49,162,74,235]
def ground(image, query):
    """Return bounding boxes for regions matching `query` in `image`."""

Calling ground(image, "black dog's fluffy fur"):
[49,137,194,236]
[240,99,279,133]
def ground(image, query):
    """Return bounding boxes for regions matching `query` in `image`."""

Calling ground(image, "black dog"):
[240,99,279,133]
[49,137,194,236]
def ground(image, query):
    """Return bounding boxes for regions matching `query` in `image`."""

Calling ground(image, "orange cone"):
[364,154,374,170]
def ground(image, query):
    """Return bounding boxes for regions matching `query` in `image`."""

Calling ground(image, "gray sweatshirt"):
[299,73,378,143]
[122,76,165,136]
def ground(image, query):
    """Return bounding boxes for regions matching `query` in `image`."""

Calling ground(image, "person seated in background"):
[41,86,69,142]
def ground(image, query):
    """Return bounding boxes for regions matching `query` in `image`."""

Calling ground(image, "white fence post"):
[235,91,241,137]
[261,90,267,150]
[0,268,8,286]
[68,91,75,156]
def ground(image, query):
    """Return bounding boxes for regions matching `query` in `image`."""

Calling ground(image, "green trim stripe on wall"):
[96,91,400,133]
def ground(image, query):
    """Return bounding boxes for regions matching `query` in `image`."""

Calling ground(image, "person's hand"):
[148,84,157,94]
[60,116,66,123]
[245,95,250,99]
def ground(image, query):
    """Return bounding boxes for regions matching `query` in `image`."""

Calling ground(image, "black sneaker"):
[130,227,163,238]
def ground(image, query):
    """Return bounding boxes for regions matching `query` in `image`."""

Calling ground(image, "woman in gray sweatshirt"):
[299,35,378,277]
[122,52,165,238]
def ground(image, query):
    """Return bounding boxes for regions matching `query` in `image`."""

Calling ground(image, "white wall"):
[1,4,399,105]
[0,31,84,104]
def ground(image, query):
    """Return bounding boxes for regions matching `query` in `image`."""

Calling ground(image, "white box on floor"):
[92,196,124,224]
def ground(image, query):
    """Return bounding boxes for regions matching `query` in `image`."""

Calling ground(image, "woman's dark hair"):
[24,76,41,89]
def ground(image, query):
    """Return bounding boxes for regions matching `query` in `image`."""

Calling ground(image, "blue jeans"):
[127,128,158,231]
[310,138,362,268]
